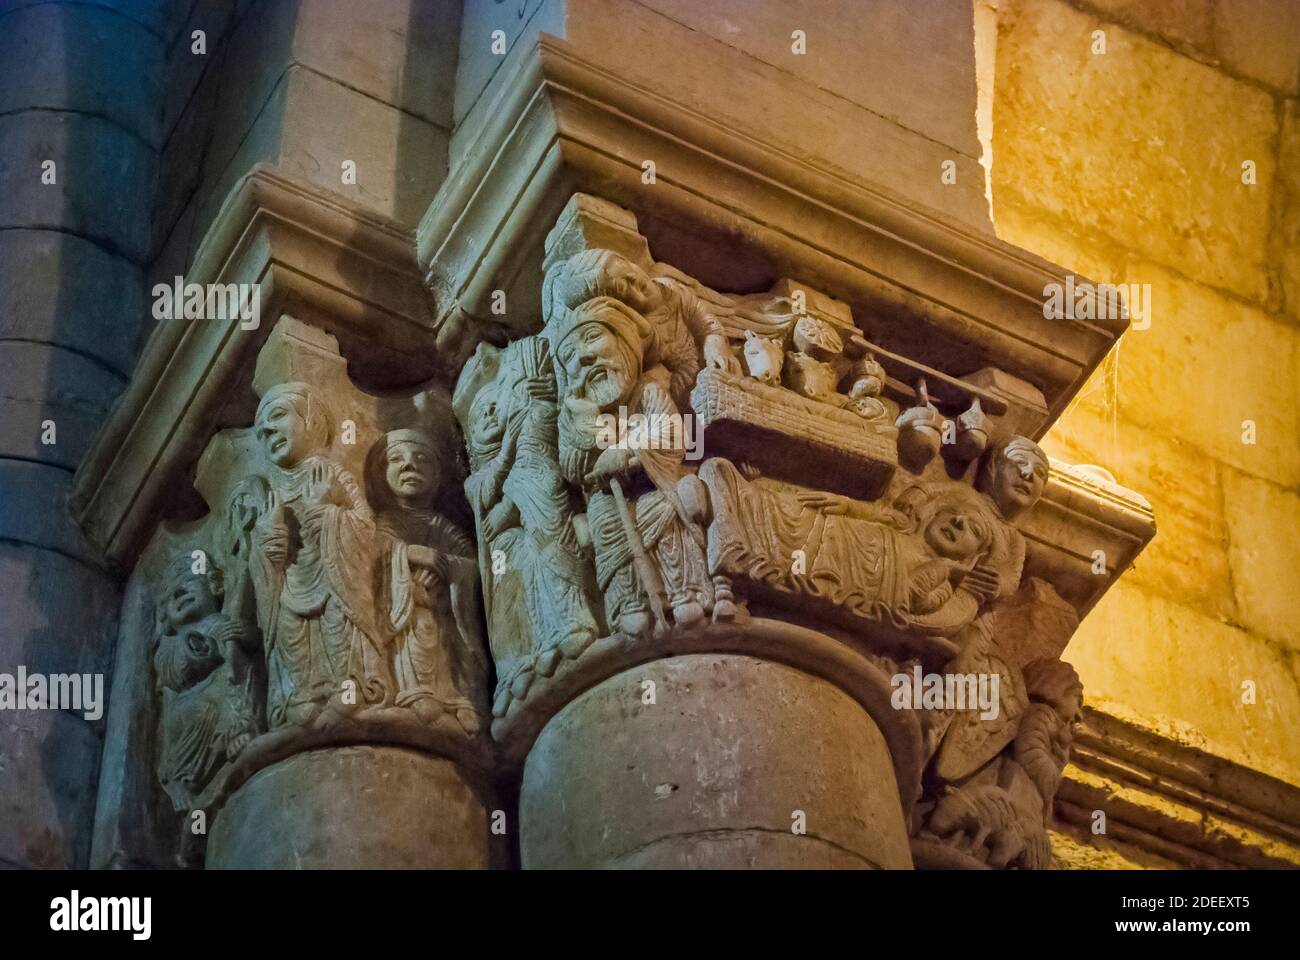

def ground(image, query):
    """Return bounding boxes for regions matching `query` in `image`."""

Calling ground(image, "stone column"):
[0,1,163,869]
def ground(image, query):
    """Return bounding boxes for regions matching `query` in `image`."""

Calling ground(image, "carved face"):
[163,574,219,630]
[256,396,311,467]
[989,444,1048,517]
[385,438,438,504]
[556,316,640,411]
[470,387,505,447]
[924,506,985,561]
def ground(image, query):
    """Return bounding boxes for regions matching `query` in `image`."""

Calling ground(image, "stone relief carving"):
[138,196,1091,869]
[445,199,1085,867]
[147,319,490,823]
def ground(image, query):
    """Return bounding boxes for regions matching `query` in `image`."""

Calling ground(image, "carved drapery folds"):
[443,193,1102,868]
[124,191,1144,869]
[144,319,489,840]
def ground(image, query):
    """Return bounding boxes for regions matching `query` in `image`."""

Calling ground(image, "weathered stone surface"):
[1277,99,1300,322]
[160,0,239,144]
[994,0,1276,302]
[0,2,162,146]
[1083,262,1300,487]
[0,461,96,564]
[1082,0,1215,54]
[0,110,154,263]
[1042,405,1237,622]
[520,655,913,869]
[206,746,491,868]
[0,341,124,471]
[1221,467,1300,651]
[278,66,449,228]
[0,229,143,377]
[1068,580,1300,788]
[293,0,460,129]
[0,542,118,685]
[636,0,984,157]
[0,709,100,869]
[1212,0,1300,93]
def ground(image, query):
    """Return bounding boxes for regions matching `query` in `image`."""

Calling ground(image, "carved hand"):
[256,489,289,566]
[703,333,741,375]
[795,490,851,515]
[585,447,639,489]
[961,560,1001,603]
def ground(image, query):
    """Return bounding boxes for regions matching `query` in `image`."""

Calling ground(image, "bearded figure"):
[546,293,715,636]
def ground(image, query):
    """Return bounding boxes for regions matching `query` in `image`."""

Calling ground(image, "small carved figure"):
[459,338,603,707]
[742,329,784,384]
[153,555,261,811]
[370,428,488,735]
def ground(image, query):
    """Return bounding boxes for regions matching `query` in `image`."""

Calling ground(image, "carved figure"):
[459,338,602,706]
[545,289,717,635]
[153,555,261,810]
[370,428,488,734]
[249,382,391,727]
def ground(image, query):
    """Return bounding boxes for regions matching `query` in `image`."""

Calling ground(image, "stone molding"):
[417,35,1128,425]
[1055,708,1300,869]
[71,166,437,568]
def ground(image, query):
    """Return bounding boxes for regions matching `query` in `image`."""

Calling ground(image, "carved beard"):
[575,360,633,410]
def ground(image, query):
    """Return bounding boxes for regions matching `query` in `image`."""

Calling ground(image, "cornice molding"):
[70,166,435,568]
[1055,707,1300,869]
[417,35,1129,428]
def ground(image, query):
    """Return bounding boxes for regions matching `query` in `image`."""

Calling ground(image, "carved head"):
[977,436,1049,520]
[155,553,224,637]
[464,382,506,470]
[543,249,660,325]
[378,429,442,509]
[919,487,998,562]
[549,296,650,411]
[255,382,332,468]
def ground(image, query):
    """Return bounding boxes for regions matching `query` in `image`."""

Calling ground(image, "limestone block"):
[520,655,913,869]
[1042,404,1237,622]
[1067,580,1300,788]
[0,542,119,680]
[0,342,124,470]
[635,0,984,157]
[0,461,96,564]
[0,111,154,263]
[0,709,100,869]
[190,75,289,259]
[154,47,222,257]
[206,747,492,868]
[278,66,450,228]
[1082,0,1214,54]
[1111,262,1300,485]
[193,0,299,210]
[1212,0,1300,94]
[1221,467,1300,651]
[454,0,562,127]
[1277,100,1300,322]
[161,0,239,143]
[0,230,144,377]
[993,0,1276,303]
[293,0,460,129]
[0,2,162,146]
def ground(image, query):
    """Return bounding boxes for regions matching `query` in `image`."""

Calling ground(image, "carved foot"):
[617,610,652,638]
[672,600,706,628]
[558,628,598,660]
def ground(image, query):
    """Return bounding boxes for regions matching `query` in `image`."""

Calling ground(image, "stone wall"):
[988,0,1300,864]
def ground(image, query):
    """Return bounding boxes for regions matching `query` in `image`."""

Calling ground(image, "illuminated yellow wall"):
[990,0,1300,787]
